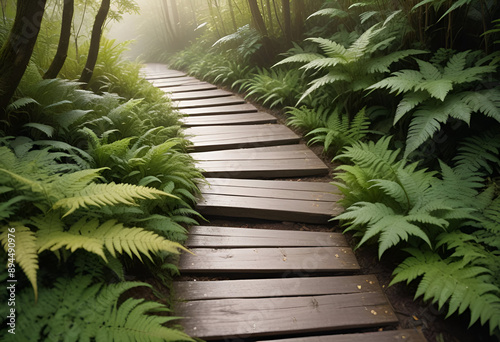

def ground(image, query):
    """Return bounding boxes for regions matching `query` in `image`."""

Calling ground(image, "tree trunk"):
[281,0,292,43]
[293,0,305,40]
[228,0,237,31]
[248,0,267,36]
[170,0,180,37]
[78,0,110,86]
[265,0,274,33]
[44,0,74,79]
[0,0,47,117]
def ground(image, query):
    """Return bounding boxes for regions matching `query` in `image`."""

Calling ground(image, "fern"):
[3,275,193,342]
[369,50,500,156]
[391,249,500,334]
[36,217,186,263]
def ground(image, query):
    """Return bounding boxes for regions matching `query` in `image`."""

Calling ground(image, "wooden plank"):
[173,275,380,300]
[190,145,312,161]
[204,178,341,194]
[185,123,294,136]
[180,103,258,116]
[256,330,428,342]
[179,247,359,273]
[186,226,347,248]
[160,82,217,93]
[189,133,300,152]
[168,89,233,101]
[145,72,187,80]
[197,194,343,224]
[151,77,200,87]
[199,184,340,202]
[174,96,246,109]
[182,112,277,126]
[175,292,397,340]
[142,64,186,78]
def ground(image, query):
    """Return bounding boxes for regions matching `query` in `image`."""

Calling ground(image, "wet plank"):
[160,82,217,93]
[182,112,277,126]
[174,275,380,300]
[191,145,328,178]
[185,226,347,248]
[174,96,246,109]
[176,292,397,340]
[179,247,359,273]
[256,330,428,342]
[168,89,234,101]
[179,103,258,116]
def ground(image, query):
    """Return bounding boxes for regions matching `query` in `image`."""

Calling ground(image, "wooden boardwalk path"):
[143,64,427,342]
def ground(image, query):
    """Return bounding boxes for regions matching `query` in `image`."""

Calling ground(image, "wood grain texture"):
[174,96,246,109]
[176,292,397,339]
[179,103,258,116]
[168,89,233,101]
[179,247,359,273]
[185,226,347,248]
[173,275,380,300]
[256,330,428,342]
[160,82,217,93]
[182,112,277,126]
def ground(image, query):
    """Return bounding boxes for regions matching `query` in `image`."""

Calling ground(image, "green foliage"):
[236,67,306,108]
[369,50,500,157]
[334,134,500,334]
[1,275,193,342]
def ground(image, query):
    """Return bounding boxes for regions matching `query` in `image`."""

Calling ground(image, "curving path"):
[143,63,427,342]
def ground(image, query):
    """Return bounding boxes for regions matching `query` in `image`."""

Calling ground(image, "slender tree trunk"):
[170,0,180,37]
[228,0,237,31]
[189,0,198,26]
[78,0,110,86]
[44,0,74,79]
[281,0,291,43]
[265,0,274,33]
[214,0,227,35]
[248,0,267,36]
[0,0,47,117]
[293,0,305,40]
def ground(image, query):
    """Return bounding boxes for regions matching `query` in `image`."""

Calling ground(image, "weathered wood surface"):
[176,292,397,340]
[186,226,347,248]
[168,89,233,101]
[174,96,246,109]
[190,145,328,177]
[182,112,277,127]
[174,274,380,300]
[142,63,187,78]
[256,330,427,342]
[179,103,258,116]
[187,124,301,152]
[160,82,217,93]
[151,77,200,87]
[179,247,358,273]
[197,178,342,223]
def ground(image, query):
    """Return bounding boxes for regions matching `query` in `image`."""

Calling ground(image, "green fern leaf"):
[368,69,424,94]
[0,224,38,298]
[37,218,186,262]
[274,53,324,67]
[394,91,430,124]
[461,89,500,123]
[52,182,174,217]
[307,8,348,20]
[307,37,348,57]
[367,50,428,73]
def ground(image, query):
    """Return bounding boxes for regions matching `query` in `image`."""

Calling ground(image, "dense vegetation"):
[148,0,500,339]
[0,1,200,340]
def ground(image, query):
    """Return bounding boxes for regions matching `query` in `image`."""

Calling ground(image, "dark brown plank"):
[167,89,233,101]
[173,275,380,300]
[182,112,277,127]
[180,103,258,116]
[175,96,246,109]
[190,145,312,161]
[204,178,341,194]
[186,226,347,248]
[189,133,300,152]
[160,82,217,93]
[175,292,397,340]
[200,184,340,202]
[185,124,294,136]
[256,330,428,342]
[197,193,343,224]
[179,247,359,273]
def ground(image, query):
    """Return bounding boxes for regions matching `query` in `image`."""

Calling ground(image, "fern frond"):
[306,37,348,57]
[307,8,348,20]
[52,182,174,217]
[37,218,186,262]
[367,50,428,73]
[394,91,430,124]
[391,249,500,334]
[0,224,38,298]
[274,53,324,67]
